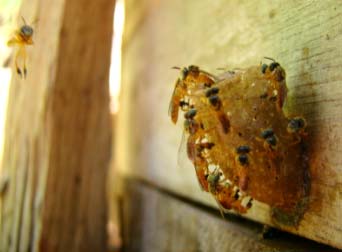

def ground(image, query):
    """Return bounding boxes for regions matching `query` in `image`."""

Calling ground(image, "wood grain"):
[0,0,114,251]
[116,0,342,248]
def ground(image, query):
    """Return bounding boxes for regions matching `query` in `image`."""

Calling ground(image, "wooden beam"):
[117,0,342,248]
[122,179,339,252]
[0,0,114,251]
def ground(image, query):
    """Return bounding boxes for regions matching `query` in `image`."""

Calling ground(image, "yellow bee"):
[7,17,34,78]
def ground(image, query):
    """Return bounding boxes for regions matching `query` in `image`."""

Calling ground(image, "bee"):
[169,78,186,124]
[169,65,218,124]
[234,145,251,191]
[287,117,307,134]
[205,88,230,134]
[260,128,279,153]
[7,17,35,78]
[207,169,227,217]
[261,57,287,109]
[207,169,250,216]
[287,117,308,145]
[181,108,214,191]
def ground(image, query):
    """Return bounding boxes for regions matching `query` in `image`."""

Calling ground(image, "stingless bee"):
[7,17,35,78]
[169,65,218,124]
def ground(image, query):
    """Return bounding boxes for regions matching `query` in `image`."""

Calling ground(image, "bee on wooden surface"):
[169,78,187,124]
[287,116,308,145]
[287,117,307,134]
[7,17,35,78]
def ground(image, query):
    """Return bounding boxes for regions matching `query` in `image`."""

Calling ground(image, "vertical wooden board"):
[0,1,65,251]
[122,179,339,252]
[0,0,114,251]
[117,0,342,248]
[39,1,114,251]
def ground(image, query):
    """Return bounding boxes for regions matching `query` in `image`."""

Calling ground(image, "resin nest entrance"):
[169,61,310,226]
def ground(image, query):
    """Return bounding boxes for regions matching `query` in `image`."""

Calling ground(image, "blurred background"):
[0,0,125,251]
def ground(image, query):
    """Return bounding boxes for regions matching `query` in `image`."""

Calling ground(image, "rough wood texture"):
[0,0,114,251]
[123,179,339,252]
[117,0,342,248]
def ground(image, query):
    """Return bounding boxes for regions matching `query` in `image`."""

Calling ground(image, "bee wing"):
[212,195,228,218]
[7,36,17,46]
[199,69,220,82]
[177,130,190,169]
[216,200,227,218]
[168,78,181,124]
[179,132,210,191]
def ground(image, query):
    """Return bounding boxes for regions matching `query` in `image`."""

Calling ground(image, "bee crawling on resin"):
[207,168,252,217]
[205,87,230,134]
[168,65,219,124]
[260,57,287,109]
[206,168,227,217]
[7,17,35,78]
[178,108,213,192]
[286,116,308,145]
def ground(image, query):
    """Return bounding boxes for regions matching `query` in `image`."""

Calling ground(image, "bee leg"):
[22,48,27,78]
[16,67,22,77]
[14,48,23,78]
[16,65,22,78]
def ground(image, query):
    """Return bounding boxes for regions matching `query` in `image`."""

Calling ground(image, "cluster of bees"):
[169,60,310,222]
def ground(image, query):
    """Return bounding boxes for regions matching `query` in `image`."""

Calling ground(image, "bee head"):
[20,25,34,38]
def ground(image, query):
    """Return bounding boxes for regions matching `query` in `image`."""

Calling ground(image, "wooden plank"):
[116,0,342,248]
[122,179,339,252]
[0,0,114,251]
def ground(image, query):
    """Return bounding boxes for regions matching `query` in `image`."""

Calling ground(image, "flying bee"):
[169,65,218,124]
[7,17,35,78]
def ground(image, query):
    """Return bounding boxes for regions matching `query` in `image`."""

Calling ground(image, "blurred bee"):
[7,17,35,78]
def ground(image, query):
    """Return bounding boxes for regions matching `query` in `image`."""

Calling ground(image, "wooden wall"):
[122,180,338,252]
[117,0,342,250]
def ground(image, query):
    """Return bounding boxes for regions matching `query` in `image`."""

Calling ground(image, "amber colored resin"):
[169,62,310,226]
